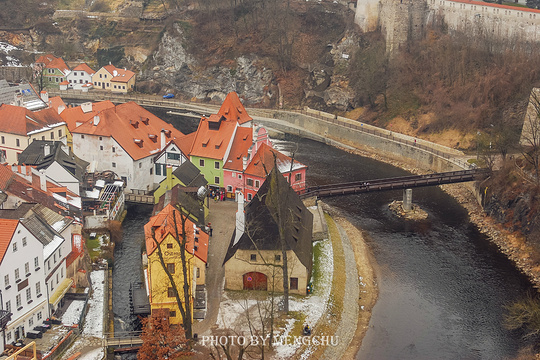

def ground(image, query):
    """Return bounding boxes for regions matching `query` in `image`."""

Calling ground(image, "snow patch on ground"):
[84,270,105,337]
[0,42,18,52]
[77,347,104,360]
[61,300,86,326]
[216,293,259,330]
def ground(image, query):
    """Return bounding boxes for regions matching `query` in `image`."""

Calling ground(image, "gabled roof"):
[218,92,252,125]
[71,102,186,161]
[189,115,237,160]
[224,127,253,172]
[21,213,62,247]
[0,104,63,136]
[0,219,18,264]
[59,100,115,131]
[100,65,135,82]
[72,63,95,75]
[18,140,89,182]
[144,204,208,263]
[0,163,15,191]
[48,96,66,111]
[35,54,56,66]
[154,185,205,225]
[45,57,70,76]
[223,167,313,270]
[172,161,207,188]
[244,143,307,178]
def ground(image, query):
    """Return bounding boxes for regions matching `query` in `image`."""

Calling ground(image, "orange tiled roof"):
[224,127,252,171]
[48,96,66,112]
[144,204,208,263]
[217,92,252,125]
[449,0,540,13]
[35,54,56,66]
[0,104,61,136]
[72,63,95,75]
[111,68,135,83]
[72,102,186,161]
[0,164,15,191]
[189,116,237,160]
[0,219,18,264]
[244,142,307,178]
[45,57,70,76]
[59,101,115,131]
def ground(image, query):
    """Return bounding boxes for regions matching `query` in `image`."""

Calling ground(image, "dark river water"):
[112,111,532,359]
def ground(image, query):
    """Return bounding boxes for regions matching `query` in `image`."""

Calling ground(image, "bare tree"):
[520,90,540,183]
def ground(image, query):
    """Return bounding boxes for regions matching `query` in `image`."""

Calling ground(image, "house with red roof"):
[66,63,95,90]
[40,56,70,89]
[0,104,69,164]
[242,142,307,201]
[70,102,191,192]
[0,218,49,348]
[92,64,136,93]
[144,203,208,325]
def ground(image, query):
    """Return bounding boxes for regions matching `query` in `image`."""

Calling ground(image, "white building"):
[66,63,95,90]
[0,219,48,349]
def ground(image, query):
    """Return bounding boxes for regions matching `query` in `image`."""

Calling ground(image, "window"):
[214,161,220,169]
[250,254,257,261]
[168,287,175,297]
[36,282,41,297]
[112,147,115,152]
[112,162,116,168]
[59,247,61,257]
[16,139,20,147]
[50,131,54,139]
[58,129,62,137]
[25,262,30,276]
[100,145,103,150]
[6,300,10,313]
[37,311,42,320]
[15,268,20,281]
[170,310,176,317]
[238,174,242,179]
[167,153,181,160]
[247,193,252,201]
[22,237,27,247]
[61,268,64,278]
[34,257,39,269]
[295,173,302,181]
[16,294,21,309]
[56,273,59,284]
[47,260,50,271]
[150,168,153,175]
[227,186,232,192]
[54,253,57,263]
[139,163,142,169]
[104,74,107,78]
[81,135,85,139]
[290,277,298,290]
[13,242,17,252]
[156,164,161,176]
[199,159,205,167]
[247,179,253,186]
[167,243,173,249]
[100,74,102,78]
[50,282,53,291]
[6,331,11,341]
[4,274,9,288]
[275,254,281,262]
[196,267,200,278]
[255,180,260,188]
[214,176,220,184]
[29,317,33,327]
[167,263,175,274]
[99,136,102,140]
[42,136,45,140]
[1,136,4,144]
[26,288,31,302]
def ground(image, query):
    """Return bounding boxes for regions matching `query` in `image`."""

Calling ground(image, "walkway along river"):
[109,111,533,359]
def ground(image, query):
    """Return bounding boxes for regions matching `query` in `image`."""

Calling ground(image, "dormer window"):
[148,134,157,142]
[134,139,144,147]
[142,118,149,125]
[164,129,171,138]
[202,139,209,148]
[130,120,139,128]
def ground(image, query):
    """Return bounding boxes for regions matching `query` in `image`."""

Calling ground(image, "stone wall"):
[356,0,540,52]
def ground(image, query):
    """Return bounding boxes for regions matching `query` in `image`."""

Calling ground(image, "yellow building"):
[144,204,208,325]
[92,64,135,93]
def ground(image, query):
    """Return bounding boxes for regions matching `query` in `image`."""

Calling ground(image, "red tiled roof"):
[48,96,66,112]
[45,57,70,76]
[111,68,135,83]
[59,101,115,131]
[449,0,540,13]
[144,204,208,263]
[72,102,186,161]
[218,92,252,125]
[244,142,307,178]
[224,127,252,171]
[0,219,18,264]
[0,164,15,191]
[35,54,56,66]
[72,63,95,75]
[0,104,61,136]
[189,116,237,160]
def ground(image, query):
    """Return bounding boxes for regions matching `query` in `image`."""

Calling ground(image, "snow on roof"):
[44,234,64,260]
[52,219,67,232]
[86,189,100,199]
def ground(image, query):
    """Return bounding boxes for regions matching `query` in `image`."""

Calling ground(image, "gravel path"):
[321,221,360,360]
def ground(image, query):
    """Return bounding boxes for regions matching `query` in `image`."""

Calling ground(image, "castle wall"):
[356,0,540,51]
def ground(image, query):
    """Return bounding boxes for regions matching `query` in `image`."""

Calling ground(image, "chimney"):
[242,156,248,171]
[81,102,92,113]
[44,144,50,157]
[233,191,245,245]
[160,129,167,150]
[39,170,47,191]
[93,115,100,126]
[40,91,49,103]
[58,105,66,114]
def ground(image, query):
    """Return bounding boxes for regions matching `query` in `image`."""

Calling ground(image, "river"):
[276,135,532,360]
[111,111,532,359]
